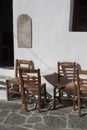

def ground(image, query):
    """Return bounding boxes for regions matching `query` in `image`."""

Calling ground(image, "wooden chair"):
[19,68,47,112]
[53,62,77,110]
[6,59,33,101]
[77,70,87,116]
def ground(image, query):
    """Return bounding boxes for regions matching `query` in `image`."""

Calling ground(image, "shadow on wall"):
[77,63,81,70]
[44,72,58,99]
[30,60,35,69]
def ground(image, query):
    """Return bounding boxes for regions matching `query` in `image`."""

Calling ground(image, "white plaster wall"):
[13,0,87,96]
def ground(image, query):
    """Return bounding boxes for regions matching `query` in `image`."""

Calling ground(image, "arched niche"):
[17,14,32,48]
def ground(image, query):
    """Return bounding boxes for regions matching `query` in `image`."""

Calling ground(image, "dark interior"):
[0,0,14,67]
[72,0,87,31]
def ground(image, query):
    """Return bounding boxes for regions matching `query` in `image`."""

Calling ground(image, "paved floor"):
[0,99,87,130]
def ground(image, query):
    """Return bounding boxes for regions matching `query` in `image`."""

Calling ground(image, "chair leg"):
[21,87,25,104]
[6,80,9,101]
[53,88,56,109]
[78,92,81,116]
[73,89,76,110]
[24,95,29,112]
[43,83,47,106]
[59,89,62,103]
[24,96,27,110]
[38,90,41,112]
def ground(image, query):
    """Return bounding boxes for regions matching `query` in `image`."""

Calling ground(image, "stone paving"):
[0,99,87,130]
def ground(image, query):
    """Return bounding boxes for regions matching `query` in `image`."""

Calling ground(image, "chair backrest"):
[77,70,87,91]
[19,68,41,90]
[15,59,33,78]
[58,62,77,83]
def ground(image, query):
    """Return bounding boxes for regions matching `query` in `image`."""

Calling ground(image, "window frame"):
[72,0,87,31]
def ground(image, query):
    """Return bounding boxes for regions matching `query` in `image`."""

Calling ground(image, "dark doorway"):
[0,0,14,67]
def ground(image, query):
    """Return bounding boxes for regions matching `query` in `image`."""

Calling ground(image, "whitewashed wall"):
[13,0,87,96]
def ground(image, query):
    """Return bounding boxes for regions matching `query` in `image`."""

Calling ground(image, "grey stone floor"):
[0,99,87,130]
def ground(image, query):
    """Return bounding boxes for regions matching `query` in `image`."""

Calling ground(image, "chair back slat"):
[77,70,87,116]
[77,70,87,89]
[19,68,41,89]
[58,62,77,83]
[15,59,33,78]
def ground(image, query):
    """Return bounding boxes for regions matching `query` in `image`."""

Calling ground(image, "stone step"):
[0,76,8,100]
[0,75,11,89]
[0,68,14,77]
[0,68,14,89]
[0,68,14,100]
[0,89,6,100]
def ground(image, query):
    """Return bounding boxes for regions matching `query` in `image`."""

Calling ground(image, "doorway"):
[0,0,14,67]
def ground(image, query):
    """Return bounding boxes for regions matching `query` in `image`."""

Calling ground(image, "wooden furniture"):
[6,59,33,101]
[53,62,77,110]
[19,68,47,112]
[77,70,87,116]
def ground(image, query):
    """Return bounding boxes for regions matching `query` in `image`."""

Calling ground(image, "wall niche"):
[17,14,32,48]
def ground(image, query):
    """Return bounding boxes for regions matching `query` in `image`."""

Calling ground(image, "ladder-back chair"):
[77,70,87,116]
[19,68,47,112]
[53,62,77,110]
[6,59,33,101]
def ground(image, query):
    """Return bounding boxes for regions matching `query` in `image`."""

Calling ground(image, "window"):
[72,0,87,31]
